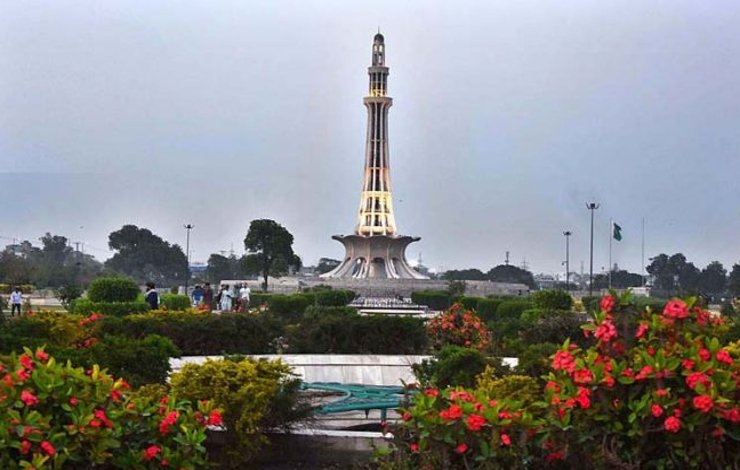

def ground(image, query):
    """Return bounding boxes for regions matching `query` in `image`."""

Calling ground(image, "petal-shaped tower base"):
[320,234,428,280]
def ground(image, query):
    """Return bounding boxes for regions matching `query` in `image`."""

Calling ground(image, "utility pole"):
[586,203,600,296]
[563,231,572,290]
[184,224,194,294]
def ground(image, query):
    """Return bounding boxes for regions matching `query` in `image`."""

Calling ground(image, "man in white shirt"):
[239,284,251,312]
[10,287,23,317]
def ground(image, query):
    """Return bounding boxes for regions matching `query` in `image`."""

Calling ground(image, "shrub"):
[160,293,190,311]
[495,299,534,320]
[170,357,308,466]
[267,293,315,322]
[532,289,573,311]
[476,298,503,322]
[314,289,355,306]
[411,290,452,310]
[250,292,271,306]
[456,296,482,311]
[71,298,151,316]
[475,372,540,407]
[413,345,492,388]
[0,348,216,469]
[515,342,558,379]
[288,314,428,354]
[520,310,587,345]
[87,334,180,387]
[426,303,491,351]
[54,284,83,309]
[98,311,283,356]
[87,276,140,302]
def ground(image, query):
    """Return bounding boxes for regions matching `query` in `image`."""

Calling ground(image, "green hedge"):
[71,298,151,316]
[98,312,283,356]
[87,276,140,302]
[161,294,191,311]
[495,299,535,320]
[250,292,272,306]
[476,298,503,322]
[288,314,428,354]
[411,290,452,310]
[532,290,573,310]
[266,293,315,322]
[303,305,358,318]
[315,289,355,307]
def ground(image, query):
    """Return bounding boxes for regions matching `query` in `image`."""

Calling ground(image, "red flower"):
[19,354,34,370]
[143,445,161,461]
[40,440,55,456]
[20,390,39,407]
[635,366,653,380]
[455,443,468,454]
[692,395,714,413]
[89,419,101,428]
[698,348,711,362]
[651,404,663,417]
[402,411,412,421]
[447,405,463,420]
[546,451,565,463]
[686,372,711,391]
[712,427,725,438]
[575,387,591,409]
[500,433,511,446]
[409,442,419,453]
[635,322,649,339]
[208,410,223,426]
[34,350,49,362]
[159,410,179,434]
[682,359,695,370]
[663,299,688,319]
[20,440,31,455]
[94,409,114,428]
[664,416,681,433]
[655,388,668,397]
[552,350,576,373]
[721,407,740,423]
[716,349,733,365]
[110,388,123,402]
[466,414,486,432]
[600,295,616,313]
[69,397,78,406]
[423,388,439,397]
[594,319,617,342]
[572,368,593,385]
[16,369,30,382]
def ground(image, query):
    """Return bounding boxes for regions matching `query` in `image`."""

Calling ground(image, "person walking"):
[239,283,251,312]
[191,284,204,307]
[144,282,160,310]
[202,282,214,312]
[10,287,22,317]
[219,284,233,312]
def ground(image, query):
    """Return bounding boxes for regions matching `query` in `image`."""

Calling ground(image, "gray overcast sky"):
[1,0,739,276]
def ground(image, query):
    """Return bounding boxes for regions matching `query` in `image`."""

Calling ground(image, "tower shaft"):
[355,34,396,236]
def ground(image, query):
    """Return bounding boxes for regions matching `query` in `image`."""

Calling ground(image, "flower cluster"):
[0,347,220,470]
[426,303,491,351]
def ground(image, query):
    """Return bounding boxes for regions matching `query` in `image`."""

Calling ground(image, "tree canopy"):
[105,225,187,287]
[243,219,301,291]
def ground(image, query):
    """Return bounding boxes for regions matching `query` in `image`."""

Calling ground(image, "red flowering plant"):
[0,347,219,470]
[379,386,543,470]
[543,292,740,468]
[427,303,492,351]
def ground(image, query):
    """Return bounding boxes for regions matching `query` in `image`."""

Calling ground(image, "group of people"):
[187,282,250,312]
[214,283,251,313]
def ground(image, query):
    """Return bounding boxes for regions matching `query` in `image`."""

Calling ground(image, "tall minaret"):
[355,33,397,237]
[322,33,427,280]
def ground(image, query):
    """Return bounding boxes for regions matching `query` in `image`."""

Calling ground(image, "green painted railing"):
[301,382,407,420]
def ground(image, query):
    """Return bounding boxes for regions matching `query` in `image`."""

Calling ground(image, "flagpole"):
[641,217,645,287]
[609,219,613,289]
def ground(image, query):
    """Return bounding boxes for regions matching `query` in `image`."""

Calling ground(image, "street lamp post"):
[586,203,600,296]
[563,231,572,290]
[184,224,194,295]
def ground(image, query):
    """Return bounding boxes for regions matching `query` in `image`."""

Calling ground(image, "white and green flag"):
[613,222,623,241]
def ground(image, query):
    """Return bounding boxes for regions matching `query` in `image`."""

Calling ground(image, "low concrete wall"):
[171,354,519,386]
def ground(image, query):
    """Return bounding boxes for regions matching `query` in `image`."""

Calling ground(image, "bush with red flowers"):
[0,347,217,469]
[427,303,491,351]
[379,293,740,469]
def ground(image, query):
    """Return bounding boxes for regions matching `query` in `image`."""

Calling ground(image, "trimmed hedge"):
[476,298,503,322]
[71,298,150,317]
[288,314,428,354]
[411,290,452,310]
[266,293,315,322]
[495,299,535,320]
[87,276,140,302]
[315,289,355,307]
[161,293,190,311]
[98,312,283,356]
[303,305,358,318]
[250,292,272,306]
[532,289,573,310]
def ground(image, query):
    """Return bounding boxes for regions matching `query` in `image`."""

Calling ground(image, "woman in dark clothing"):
[145,282,159,310]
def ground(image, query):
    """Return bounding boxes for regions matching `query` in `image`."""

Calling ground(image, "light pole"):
[586,203,600,296]
[184,224,194,294]
[563,231,572,290]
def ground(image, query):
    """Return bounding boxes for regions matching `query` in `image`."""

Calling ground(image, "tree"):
[243,219,301,291]
[486,265,537,290]
[592,270,643,289]
[699,261,727,298]
[205,254,244,283]
[105,225,187,287]
[316,258,341,275]
[646,253,700,294]
[442,268,486,281]
[729,264,740,298]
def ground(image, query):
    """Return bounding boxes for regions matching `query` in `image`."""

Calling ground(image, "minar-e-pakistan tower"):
[322,33,427,280]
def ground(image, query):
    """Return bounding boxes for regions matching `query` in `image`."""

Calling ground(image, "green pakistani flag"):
[613,222,623,241]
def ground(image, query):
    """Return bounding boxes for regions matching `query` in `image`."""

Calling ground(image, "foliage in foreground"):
[379,293,740,469]
[0,348,220,469]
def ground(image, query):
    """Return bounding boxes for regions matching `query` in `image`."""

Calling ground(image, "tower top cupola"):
[372,32,385,66]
